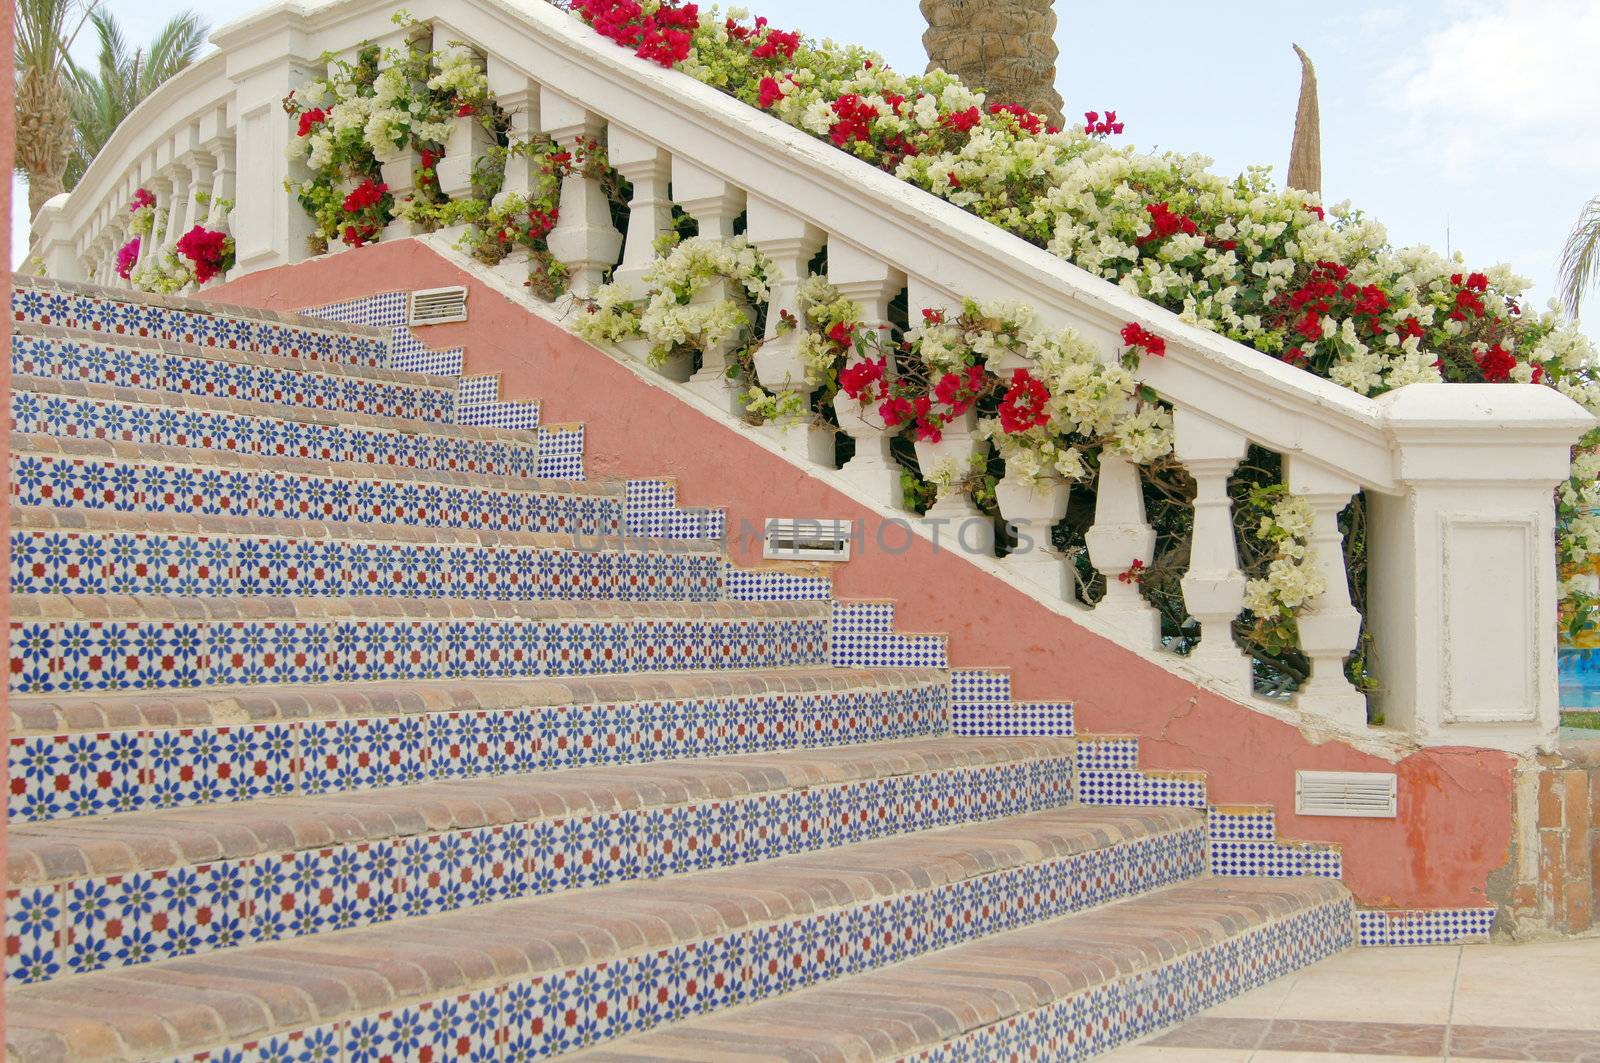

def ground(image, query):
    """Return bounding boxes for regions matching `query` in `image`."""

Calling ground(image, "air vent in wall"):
[1295,770,1398,818]
[763,518,853,562]
[409,286,468,326]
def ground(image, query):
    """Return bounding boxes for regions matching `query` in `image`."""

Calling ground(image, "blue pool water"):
[1559,648,1600,708]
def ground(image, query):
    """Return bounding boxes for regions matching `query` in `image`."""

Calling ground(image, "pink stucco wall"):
[208,239,1519,911]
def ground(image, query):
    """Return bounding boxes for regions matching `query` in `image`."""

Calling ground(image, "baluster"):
[167,167,192,256]
[539,88,622,295]
[185,153,216,237]
[146,176,174,259]
[608,127,671,298]
[1173,408,1254,696]
[206,144,236,230]
[907,276,993,554]
[1285,459,1367,727]
[487,63,538,207]
[828,240,906,508]
[1086,452,1160,644]
[671,159,749,410]
[434,46,493,202]
[747,196,831,465]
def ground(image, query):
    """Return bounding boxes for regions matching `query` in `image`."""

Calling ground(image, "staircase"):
[3,277,1354,1061]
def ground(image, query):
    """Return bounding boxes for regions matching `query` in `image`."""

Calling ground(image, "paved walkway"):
[1106,938,1600,1062]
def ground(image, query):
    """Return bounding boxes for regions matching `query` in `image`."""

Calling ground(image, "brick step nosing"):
[1,807,1205,1061]
[4,735,1077,886]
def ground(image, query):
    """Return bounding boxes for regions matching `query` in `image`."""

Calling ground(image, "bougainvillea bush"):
[563,0,1600,695]
[283,14,581,294]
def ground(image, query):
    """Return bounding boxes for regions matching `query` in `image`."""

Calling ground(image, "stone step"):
[572,876,1353,1062]
[8,595,832,695]
[4,736,1076,988]
[9,433,622,541]
[1,805,1200,1063]
[7,667,948,821]
[13,276,393,370]
[11,372,557,481]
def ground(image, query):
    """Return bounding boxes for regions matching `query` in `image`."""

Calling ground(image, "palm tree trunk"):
[15,65,73,219]
[921,0,1064,127]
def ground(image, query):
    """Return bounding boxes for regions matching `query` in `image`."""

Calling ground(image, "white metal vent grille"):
[409,286,468,325]
[763,518,852,562]
[1295,770,1398,818]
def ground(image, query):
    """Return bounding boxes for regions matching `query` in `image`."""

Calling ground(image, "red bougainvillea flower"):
[932,364,986,415]
[114,238,141,280]
[998,368,1050,433]
[828,94,880,147]
[1282,348,1308,366]
[1304,204,1326,221]
[879,394,913,427]
[296,108,327,137]
[751,26,800,60]
[839,356,886,401]
[1083,109,1124,135]
[988,102,1043,134]
[342,179,389,214]
[575,0,699,67]
[1136,201,1199,246]
[1475,344,1517,383]
[940,107,981,133]
[757,76,787,109]
[129,188,156,212]
[826,320,857,350]
[456,103,477,117]
[1117,558,1146,584]
[174,225,232,284]
[1121,321,1167,357]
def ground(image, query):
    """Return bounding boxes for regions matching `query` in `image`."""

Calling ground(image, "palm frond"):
[141,12,209,94]
[1559,194,1600,321]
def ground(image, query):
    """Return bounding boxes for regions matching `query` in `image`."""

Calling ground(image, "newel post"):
[29,195,84,280]
[216,8,318,273]
[1368,384,1595,752]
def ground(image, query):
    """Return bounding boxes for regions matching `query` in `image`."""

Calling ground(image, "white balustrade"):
[907,276,993,554]
[1085,452,1161,646]
[827,240,906,508]
[1173,409,1254,698]
[672,158,749,411]
[538,88,621,295]
[607,126,671,298]
[434,46,493,200]
[1284,459,1367,727]
[747,196,831,465]
[486,61,538,208]
[27,0,1595,752]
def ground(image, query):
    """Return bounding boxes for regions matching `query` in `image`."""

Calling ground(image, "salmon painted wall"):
[207,239,1520,911]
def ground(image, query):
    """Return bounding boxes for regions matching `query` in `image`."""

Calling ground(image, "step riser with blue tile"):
[9,529,724,604]
[9,679,952,823]
[11,388,541,480]
[13,284,389,369]
[12,332,454,423]
[9,613,831,695]
[7,754,1075,986]
[10,453,620,535]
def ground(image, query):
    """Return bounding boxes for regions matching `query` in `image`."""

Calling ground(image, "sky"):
[13,0,1600,338]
